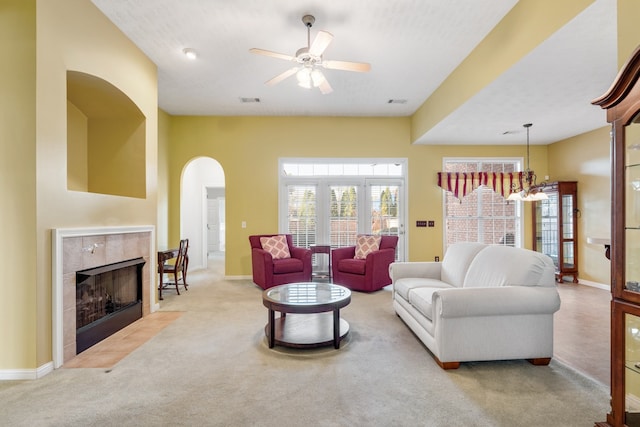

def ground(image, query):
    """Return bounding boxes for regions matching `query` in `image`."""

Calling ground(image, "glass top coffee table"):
[262,282,351,349]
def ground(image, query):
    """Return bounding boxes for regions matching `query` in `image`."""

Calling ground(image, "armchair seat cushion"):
[337,258,366,275]
[272,257,304,274]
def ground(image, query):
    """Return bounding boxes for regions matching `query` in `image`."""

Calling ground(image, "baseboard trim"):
[577,279,610,291]
[224,275,252,281]
[0,361,54,380]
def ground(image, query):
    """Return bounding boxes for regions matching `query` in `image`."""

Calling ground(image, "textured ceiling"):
[90,0,618,145]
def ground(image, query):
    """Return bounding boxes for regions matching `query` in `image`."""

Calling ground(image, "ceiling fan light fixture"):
[249,14,369,95]
[296,67,312,88]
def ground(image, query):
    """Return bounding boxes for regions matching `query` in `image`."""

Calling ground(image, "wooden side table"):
[310,245,331,282]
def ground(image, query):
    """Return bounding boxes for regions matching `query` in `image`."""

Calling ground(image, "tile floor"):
[555,282,610,386]
[64,311,182,368]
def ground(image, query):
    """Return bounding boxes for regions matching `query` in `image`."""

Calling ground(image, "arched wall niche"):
[66,70,146,198]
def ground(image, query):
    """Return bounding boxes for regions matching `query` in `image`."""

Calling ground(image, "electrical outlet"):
[241,221,246,228]
[416,220,427,227]
[435,256,440,262]
[428,221,435,227]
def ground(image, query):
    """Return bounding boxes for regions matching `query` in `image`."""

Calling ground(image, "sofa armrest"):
[389,262,442,281]
[434,286,561,319]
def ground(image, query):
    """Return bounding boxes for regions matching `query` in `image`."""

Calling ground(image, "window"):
[443,159,521,249]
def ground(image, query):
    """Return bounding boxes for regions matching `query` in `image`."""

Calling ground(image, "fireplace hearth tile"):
[64,311,182,368]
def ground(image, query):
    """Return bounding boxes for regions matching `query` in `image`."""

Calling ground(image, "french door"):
[282,179,404,261]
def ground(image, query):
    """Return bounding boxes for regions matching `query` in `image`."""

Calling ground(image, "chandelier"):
[507,123,548,201]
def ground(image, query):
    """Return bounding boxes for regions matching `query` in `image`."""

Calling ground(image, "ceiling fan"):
[249,14,371,94]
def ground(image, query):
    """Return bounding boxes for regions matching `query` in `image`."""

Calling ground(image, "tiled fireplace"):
[52,226,155,368]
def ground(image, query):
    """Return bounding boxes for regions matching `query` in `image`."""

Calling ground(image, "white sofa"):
[389,242,561,369]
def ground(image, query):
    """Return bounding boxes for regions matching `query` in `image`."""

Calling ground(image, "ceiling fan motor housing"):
[302,14,315,27]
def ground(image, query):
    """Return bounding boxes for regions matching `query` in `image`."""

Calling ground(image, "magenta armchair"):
[331,235,399,292]
[249,234,312,290]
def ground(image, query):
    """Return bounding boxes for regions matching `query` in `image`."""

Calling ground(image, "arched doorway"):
[181,157,225,271]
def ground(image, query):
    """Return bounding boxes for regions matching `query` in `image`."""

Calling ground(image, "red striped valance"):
[437,172,527,200]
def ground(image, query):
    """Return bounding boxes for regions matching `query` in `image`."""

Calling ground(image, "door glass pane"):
[538,194,559,268]
[562,241,575,268]
[625,313,640,426]
[534,203,543,251]
[562,194,574,239]
[627,122,640,293]
[329,185,358,248]
[627,229,640,292]
[370,184,400,235]
[286,185,316,248]
[370,184,400,259]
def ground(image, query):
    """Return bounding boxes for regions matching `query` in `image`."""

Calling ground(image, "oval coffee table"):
[262,282,351,349]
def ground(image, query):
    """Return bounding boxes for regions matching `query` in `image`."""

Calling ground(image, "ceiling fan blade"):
[265,67,298,86]
[318,78,333,95]
[249,48,295,62]
[309,30,334,57]
[323,60,371,73]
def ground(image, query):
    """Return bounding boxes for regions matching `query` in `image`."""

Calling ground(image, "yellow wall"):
[0,0,159,371]
[548,127,612,285]
[157,109,171,248]
[0,0,38,369]
[168,115,547,276]
[67,101,89,191]
[89,117,146,197]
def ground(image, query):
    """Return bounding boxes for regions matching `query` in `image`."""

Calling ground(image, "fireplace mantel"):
[52,225,156,369]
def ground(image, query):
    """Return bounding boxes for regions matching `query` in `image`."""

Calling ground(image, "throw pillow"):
[260,235,291,259]
[354,234,381,259]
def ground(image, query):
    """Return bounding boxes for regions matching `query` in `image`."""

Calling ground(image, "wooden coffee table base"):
[265,313,350,349]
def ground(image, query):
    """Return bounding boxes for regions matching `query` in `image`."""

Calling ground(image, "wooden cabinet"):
[532,181,579,283]
[593,45,640,427]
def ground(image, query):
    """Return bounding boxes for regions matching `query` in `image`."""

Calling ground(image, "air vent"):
[387,99,407,104]
[240,97,260,103]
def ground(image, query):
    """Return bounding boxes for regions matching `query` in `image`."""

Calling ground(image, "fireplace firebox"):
[75,257,145,354]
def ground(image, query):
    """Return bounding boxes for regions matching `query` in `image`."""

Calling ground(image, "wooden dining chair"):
[162,238,189,295]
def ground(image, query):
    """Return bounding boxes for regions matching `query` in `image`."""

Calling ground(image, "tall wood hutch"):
[532,181,579,283]
[593,45,640,427]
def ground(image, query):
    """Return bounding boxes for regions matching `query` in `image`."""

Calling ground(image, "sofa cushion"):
[354,234,381,259]
[440,242,487,287]
[338,258,366,274]
[463,245,556,288]
[272,257,303,274]
[394,278,453,300]
[260,235,291,259]
[407,287,441,321]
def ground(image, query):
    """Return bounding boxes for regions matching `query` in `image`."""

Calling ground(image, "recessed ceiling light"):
[182,48,198,60]
[387,99,407,104]
[240,97,260,103]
